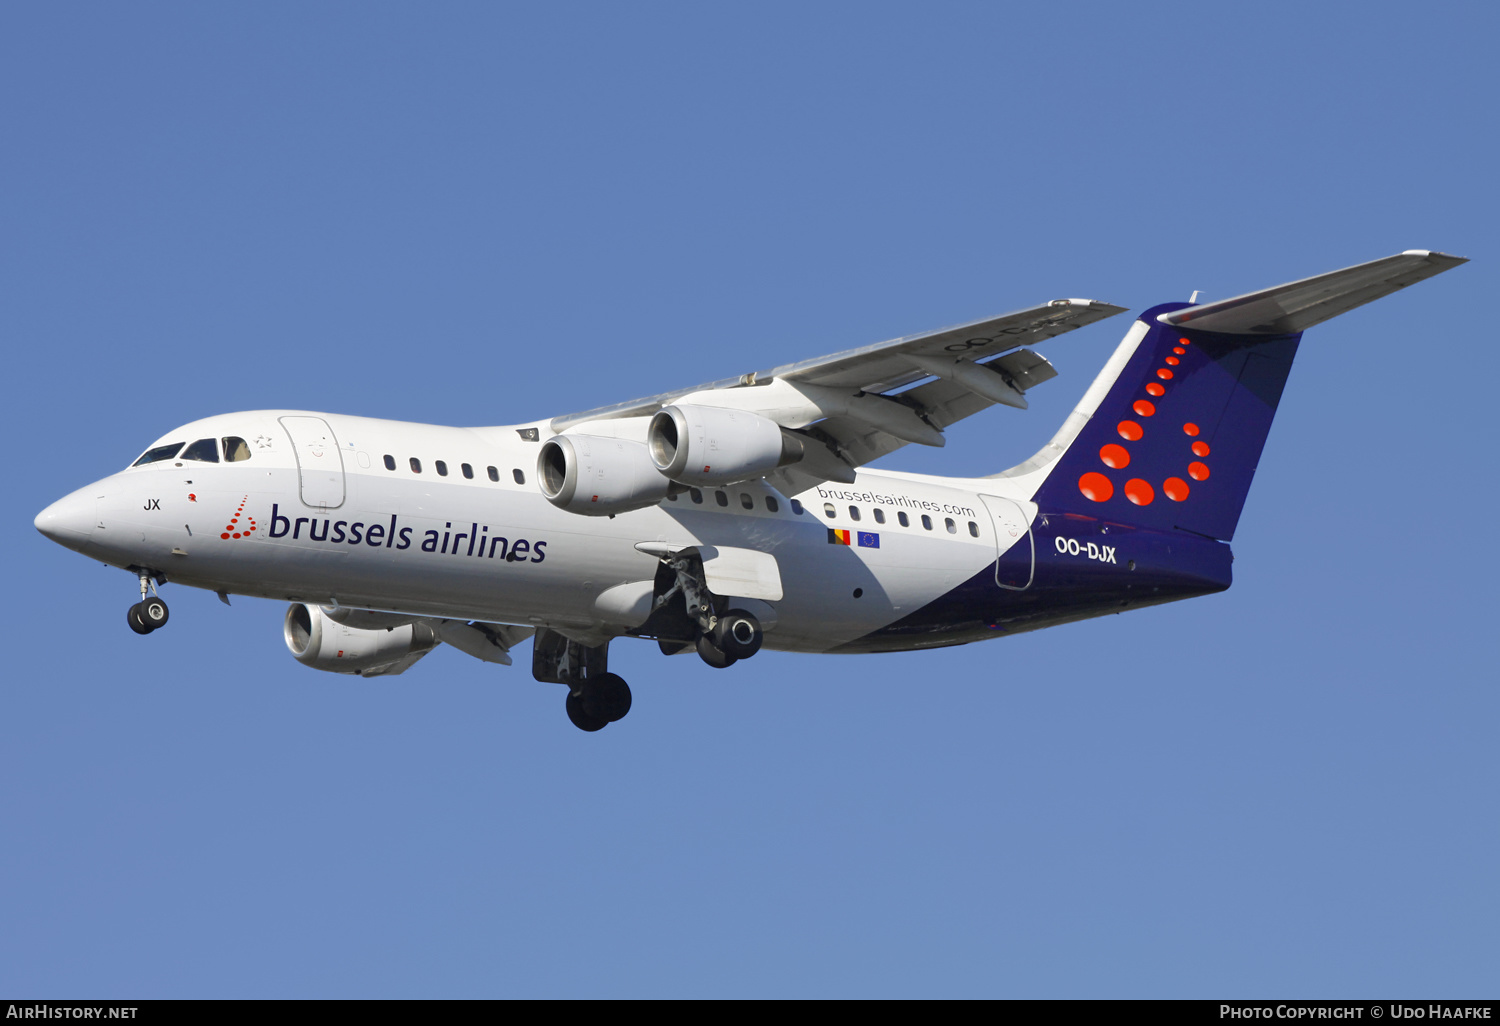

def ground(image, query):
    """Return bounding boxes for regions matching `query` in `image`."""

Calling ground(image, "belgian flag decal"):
[828,529,879,548]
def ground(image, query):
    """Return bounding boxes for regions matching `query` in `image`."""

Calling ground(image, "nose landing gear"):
[126,568,169,635]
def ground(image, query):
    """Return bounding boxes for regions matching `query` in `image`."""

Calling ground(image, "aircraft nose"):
[35,488,97,552]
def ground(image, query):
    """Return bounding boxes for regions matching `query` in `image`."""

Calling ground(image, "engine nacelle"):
[283,603,438,676]
[537,434,670,516]
[647,404,802,486]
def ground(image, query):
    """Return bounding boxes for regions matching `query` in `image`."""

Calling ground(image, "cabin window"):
[898,511,910,527]
[945,517,957,534]
[848,506,861,522]
[487,466,499,482]
[383,454,397,471]
[765,496,780,513]
[823,502,837,519]
[741,493,754,510]
[690,488,704,504]
[873,508,885,524]
[968,520,980,537]
[132,442,183,467]
[410,458,422,473]
[790,499,804,515]
[921,514,933,530]
[180,438,220,463]
[462,463,474,479]
[715,490,729,507]
[435,460,449,477]
[223,437,251,463]
[513,469,525,485]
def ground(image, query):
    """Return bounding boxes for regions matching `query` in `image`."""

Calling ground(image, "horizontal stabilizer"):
[1162,250,1467,335]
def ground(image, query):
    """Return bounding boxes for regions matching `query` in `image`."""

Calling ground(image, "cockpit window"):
[180,438,220,463]
[222,437,251,462]
[132,442,184,467]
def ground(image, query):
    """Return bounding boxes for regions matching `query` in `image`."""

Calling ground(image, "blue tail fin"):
[1024,250,1466,541]
[1030,307,1297,540]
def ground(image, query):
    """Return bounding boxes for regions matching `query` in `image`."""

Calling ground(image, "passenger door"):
[279,416,346,510]
[979,494,1034,590]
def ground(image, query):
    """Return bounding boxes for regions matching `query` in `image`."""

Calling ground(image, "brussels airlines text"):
[267,505,547,563]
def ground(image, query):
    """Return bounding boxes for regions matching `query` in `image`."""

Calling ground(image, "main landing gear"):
[533,628,632,733]
[564,673,632,732]
[649,551,764,670]
[532,549,771,732]
[126,568,170,635]
[696,609,763,667]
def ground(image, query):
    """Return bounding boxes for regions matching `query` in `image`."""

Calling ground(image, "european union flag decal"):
[857,532,879,548]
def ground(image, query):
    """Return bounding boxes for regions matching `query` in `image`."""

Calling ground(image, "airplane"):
[34,250,1465,731]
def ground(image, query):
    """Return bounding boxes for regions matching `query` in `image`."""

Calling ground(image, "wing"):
[432,621,535,666]
[549,298,1126,487]
[352,620,535,676]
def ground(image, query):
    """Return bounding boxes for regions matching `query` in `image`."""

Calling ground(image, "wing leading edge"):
[547,298,1126,488]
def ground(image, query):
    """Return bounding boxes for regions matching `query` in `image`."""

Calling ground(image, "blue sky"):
[3,2,1496,997]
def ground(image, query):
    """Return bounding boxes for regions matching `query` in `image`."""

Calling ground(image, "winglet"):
[1161,250,1467,335]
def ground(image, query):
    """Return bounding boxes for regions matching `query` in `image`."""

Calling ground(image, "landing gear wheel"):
[697,633,738,669]
[565,691,609,732]
[714,610,763,660]
[127,603,154,635]
[582,672,632,722]
[139,596,170,630]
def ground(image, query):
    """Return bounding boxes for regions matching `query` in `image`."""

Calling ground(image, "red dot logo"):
[1178,337,1191,345]
[219,497,256,540]
[1188,462,1211,481]
[1133,399,1156,417]
[1173,347,1185,355]
[1146,382,1165,397]
[1163,477,1190,501]
[1118,420,1143,441]
[1165,356,1180,366]
[1123,479,1155,505]
[1099,444,1130,469]
[1157,368,1174,380]
[1078,473,1114,502]
[1192,441,1210,457]
[1183,423,1200,436]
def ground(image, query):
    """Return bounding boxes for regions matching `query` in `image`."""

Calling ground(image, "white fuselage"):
[45,410,1034,654]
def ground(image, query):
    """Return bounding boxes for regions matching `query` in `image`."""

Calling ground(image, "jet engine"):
[537,434,671,516]
[646,404,803,486]
[283,603,438,676]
